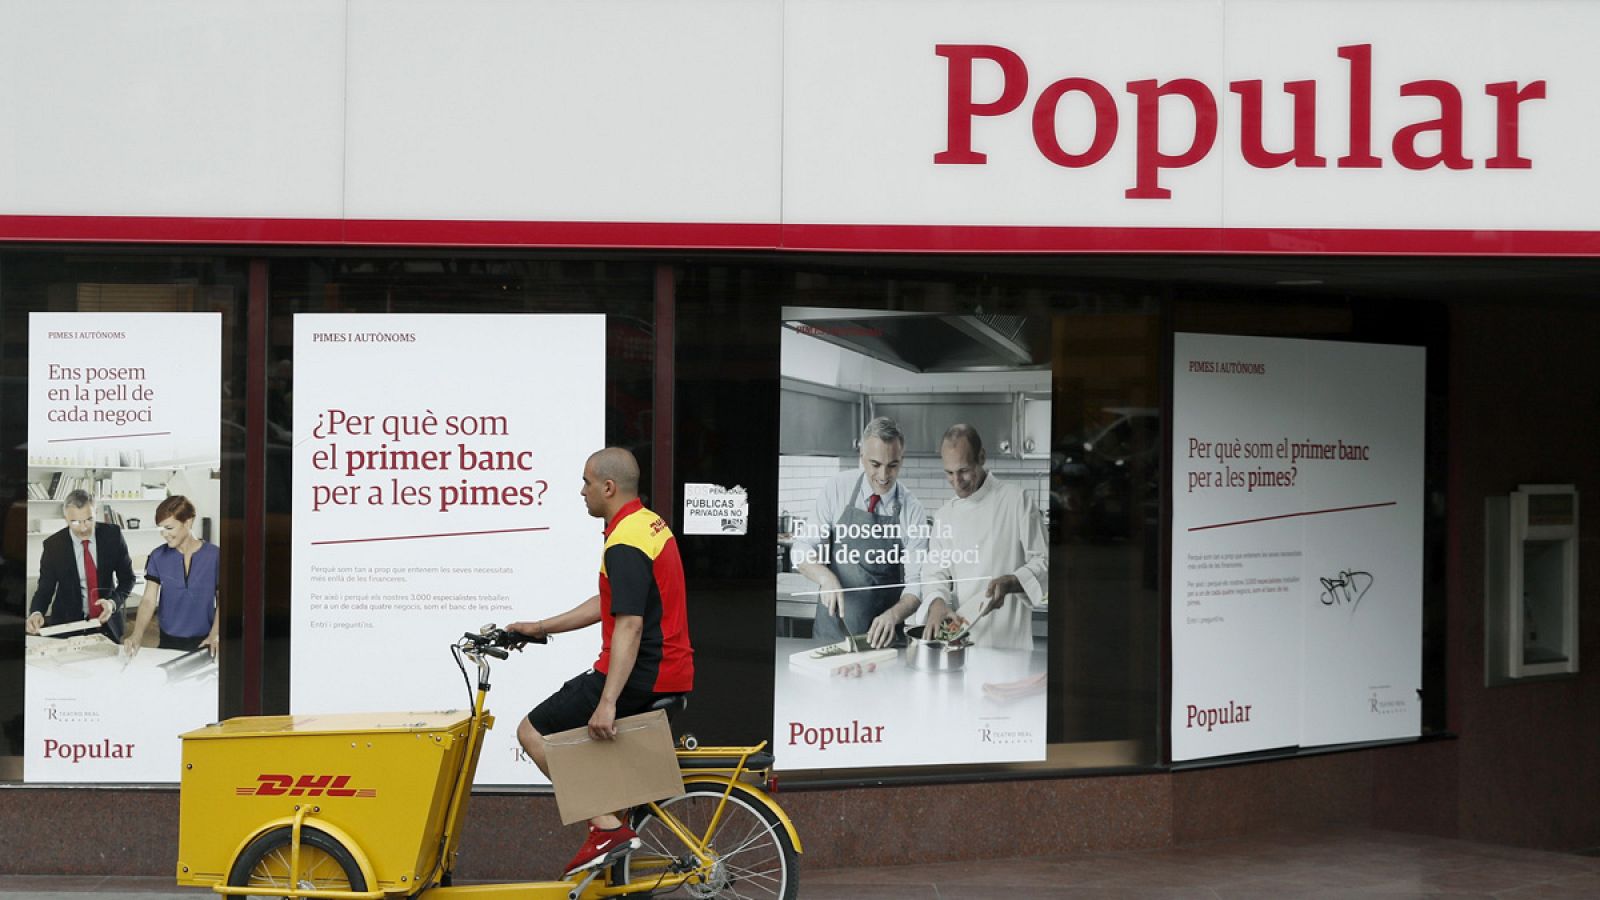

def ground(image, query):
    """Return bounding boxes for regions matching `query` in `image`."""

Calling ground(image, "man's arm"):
[867,592,922,648]
[1010,490,1049,603]
[790,473,842,565]
[916,509,958,628]
[26,538,60,634]
[587,541,656,739]
[793,476,843,614]
[866,492,930,648]
[982,490,1050,612]
[588,614,642,740]
[899,487,930,604]
[795,561,846,617]
[508,594,602,641]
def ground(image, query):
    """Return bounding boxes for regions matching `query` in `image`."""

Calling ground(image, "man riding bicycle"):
[509,447,695,877]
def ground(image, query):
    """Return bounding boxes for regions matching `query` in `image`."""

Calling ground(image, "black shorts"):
[526,669,684,735]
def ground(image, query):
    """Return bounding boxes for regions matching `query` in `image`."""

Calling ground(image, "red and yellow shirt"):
[596,499,694,693]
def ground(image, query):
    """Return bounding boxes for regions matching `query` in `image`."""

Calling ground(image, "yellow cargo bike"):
[175,626,800,899]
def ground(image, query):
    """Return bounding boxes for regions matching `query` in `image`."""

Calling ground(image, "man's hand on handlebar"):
[506,620,549,643]
[459,625,542,659]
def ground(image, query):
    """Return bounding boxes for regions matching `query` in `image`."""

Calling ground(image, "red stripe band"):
[4,215,1600,255]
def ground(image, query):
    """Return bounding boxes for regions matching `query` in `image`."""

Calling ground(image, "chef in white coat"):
[920,424,1048,650]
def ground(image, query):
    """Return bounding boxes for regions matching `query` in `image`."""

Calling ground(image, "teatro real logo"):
[1368,685,1409,716]
[978,722,1033,745]
[44,701,101,725]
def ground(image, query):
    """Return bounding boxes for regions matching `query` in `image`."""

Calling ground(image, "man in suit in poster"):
[24,490,135,642]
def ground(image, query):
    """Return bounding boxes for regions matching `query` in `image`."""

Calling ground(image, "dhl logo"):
[235,774,377,798]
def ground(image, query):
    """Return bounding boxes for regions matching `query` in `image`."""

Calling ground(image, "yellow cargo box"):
[177,710,479,896]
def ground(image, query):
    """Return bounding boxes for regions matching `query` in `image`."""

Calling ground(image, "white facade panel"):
[0,0,346,218]
[1220,0,1599,230]
[342,0,784,223]
[0,0,1596,238]
[784,0,1228,228]
[785,0,1597,232]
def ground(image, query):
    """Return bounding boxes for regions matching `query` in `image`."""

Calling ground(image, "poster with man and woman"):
[24,312,222,783]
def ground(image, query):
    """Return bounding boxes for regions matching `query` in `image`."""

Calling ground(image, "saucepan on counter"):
[903,625,969,672]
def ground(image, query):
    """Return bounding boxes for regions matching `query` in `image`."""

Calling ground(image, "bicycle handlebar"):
[451,624,541,702]
[458,624,545,656]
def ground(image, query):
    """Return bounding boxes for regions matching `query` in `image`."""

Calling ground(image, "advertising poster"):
[291,314,603,784]
[1171,333,1425,761]
[774,310,1052,770]
[25,312,222,783]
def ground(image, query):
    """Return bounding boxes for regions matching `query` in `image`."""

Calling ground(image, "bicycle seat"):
[649,694,688,721]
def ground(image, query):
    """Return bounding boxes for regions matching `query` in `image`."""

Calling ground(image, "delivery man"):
[509,447,694,877]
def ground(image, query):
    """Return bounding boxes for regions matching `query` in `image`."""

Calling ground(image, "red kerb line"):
[49,431,171,443]
[1188,501,1397,532]
[311,526,549,546]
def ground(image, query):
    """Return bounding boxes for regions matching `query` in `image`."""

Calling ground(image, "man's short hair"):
[589,447,641,495]
[62,489,93,515]
[861,417,904,448]
[941,423,984,458]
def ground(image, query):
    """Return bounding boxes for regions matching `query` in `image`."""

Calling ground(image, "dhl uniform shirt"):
[596,499,694,693]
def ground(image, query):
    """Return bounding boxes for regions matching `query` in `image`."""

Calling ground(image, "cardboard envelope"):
[543,709,684,825]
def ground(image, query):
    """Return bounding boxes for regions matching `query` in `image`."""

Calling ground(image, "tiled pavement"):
[0,826,1596,898]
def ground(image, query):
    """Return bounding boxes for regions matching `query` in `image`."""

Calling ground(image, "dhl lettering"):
[242,774,372,798]
[253,774,293,796]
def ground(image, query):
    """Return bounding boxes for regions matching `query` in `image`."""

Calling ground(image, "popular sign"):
[936,42,1545,199]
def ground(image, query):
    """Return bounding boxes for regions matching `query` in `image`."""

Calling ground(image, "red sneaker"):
[564,824,641,876]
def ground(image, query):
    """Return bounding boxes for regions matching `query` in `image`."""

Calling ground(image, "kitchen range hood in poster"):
[1170,333,1425,761]
[291,314,604,785]
[775,310,1052,770]
[25,312,222,783]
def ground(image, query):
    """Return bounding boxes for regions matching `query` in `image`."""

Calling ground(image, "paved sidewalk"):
[1,827,1596,898]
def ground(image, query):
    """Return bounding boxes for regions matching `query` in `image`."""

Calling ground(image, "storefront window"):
[0,252,250,782]
[674,258,1164,778]
[1,248,1464,786]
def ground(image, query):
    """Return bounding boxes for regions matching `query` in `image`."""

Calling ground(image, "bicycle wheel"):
[226,825,367,898]
[617,781,797,899]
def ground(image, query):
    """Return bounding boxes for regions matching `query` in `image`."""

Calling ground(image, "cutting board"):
[788,640,898,677]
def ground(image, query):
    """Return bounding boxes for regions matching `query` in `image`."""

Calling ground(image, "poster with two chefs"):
[773,310,1052,770]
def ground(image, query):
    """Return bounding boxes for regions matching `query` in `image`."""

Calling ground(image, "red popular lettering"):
[934,44,1029,164]
[933,41,1547,199]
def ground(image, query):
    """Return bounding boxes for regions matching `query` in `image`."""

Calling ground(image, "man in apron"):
[793,417,928,648]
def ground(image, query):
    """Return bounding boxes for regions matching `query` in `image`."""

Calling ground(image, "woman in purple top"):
[125,495,220,657]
